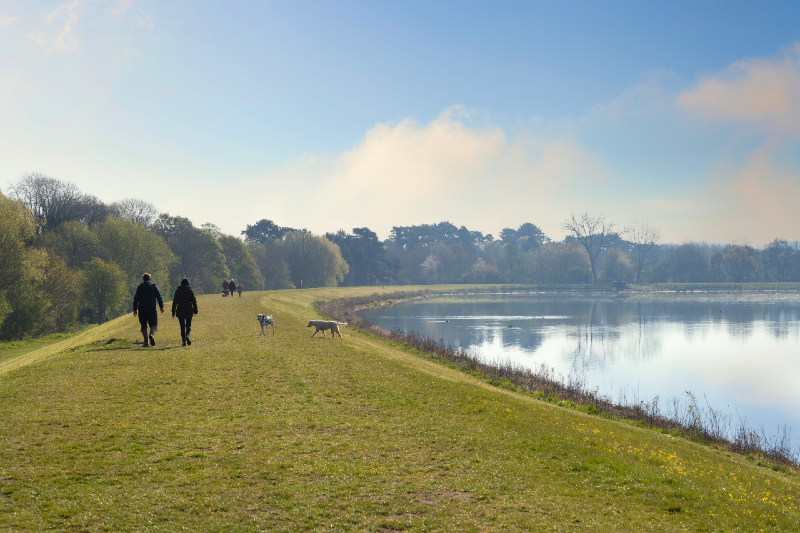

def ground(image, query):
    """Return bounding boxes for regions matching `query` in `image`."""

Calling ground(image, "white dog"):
[307,320,347,339]
[257,314,275,336]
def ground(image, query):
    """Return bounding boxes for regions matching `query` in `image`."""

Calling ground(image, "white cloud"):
[588,69,681,124]
[23,0,151,54]
[670,45,800,244]
[24,0,87,53]
[636,140,800,246]
[0,15,17,26]
[112,0,134,16]
[677,44,800,134]
[705,141,800,243]
[131,14,154,29]
[252,107,606,239]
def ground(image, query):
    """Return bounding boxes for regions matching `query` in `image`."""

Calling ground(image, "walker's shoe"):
[149,334,155,346]
[182,341,187,347]
[186,336,192,346]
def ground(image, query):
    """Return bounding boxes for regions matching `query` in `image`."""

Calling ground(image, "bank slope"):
[0,287,796,532]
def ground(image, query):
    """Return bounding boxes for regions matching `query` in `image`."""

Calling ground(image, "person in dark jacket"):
[132,273,164,347]
[228,279,236,298]
[172,278,198,346]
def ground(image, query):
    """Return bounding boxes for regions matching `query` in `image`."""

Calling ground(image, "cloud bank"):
[678,44,800,134]
[677,45,800,243]
[254,108,606,239]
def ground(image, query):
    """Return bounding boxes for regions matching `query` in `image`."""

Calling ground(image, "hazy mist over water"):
[359,293,800,441]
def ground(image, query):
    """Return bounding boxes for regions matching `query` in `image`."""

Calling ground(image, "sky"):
[1,1,800,244]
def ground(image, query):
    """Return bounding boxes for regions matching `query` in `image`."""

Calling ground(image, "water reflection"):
[359,293,800,438]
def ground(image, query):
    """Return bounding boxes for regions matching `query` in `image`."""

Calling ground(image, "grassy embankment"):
[0,331,87,365]
[0,286,797,532]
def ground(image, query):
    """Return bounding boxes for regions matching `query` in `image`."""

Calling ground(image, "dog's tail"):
[337,322,348,327]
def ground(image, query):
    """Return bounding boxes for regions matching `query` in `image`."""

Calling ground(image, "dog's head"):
[306,321,313,327]
[257,314,264,321]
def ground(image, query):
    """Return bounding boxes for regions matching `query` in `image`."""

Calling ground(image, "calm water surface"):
[359,293,800,439]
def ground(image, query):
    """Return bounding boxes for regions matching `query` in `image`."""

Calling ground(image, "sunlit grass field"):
[0,331,87,365]
[0,286,797,531]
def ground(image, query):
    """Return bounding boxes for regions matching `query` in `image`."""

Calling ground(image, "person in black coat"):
[172,278,198,346]
[133,273,164,347]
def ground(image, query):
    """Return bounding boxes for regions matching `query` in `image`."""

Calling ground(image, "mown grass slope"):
[0,287,797,532]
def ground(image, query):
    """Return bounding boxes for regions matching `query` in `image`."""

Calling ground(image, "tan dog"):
[307,320,347,339]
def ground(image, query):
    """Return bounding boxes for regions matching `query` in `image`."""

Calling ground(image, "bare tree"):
[562,213,616,283]
[110,198,159,228]
[624,221,661,283]
[9,173,85,232]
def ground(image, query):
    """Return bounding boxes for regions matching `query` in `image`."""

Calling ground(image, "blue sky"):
[2,1,800,244]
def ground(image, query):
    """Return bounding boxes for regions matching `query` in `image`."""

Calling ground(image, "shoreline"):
[318,287,800,467]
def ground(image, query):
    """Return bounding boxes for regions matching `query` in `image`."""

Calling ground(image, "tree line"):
[2,173,798,339]
[245,213,799,286]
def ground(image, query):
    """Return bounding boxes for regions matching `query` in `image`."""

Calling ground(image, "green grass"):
[0,286,797,531]
[0,330,90,365]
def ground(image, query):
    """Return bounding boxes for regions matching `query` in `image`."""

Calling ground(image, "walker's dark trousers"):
[138,312,158,335]
[179,317,192,342]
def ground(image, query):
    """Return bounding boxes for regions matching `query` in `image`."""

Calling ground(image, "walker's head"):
[181,278,190,287]
[142,273,151,281]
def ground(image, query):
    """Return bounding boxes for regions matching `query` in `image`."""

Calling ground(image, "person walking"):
[237,283,243,297]
[229,279,237,298]
[133,273,164,347]
[222,279,229,296]
[172,278,198,346]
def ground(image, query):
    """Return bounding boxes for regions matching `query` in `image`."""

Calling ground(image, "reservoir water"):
[358,292,800,445]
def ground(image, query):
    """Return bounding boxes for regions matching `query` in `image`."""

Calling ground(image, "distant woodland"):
[2,173,798,339]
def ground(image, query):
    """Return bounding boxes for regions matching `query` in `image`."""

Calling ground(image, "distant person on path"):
[222,279,229,296]
[172,278,198,346]
[229,279,237,298]
[237,283,243,297]
[133,273,164,347]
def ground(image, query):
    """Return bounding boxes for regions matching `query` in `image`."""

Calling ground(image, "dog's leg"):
[271,322,275,336]
[310,329,318,338]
